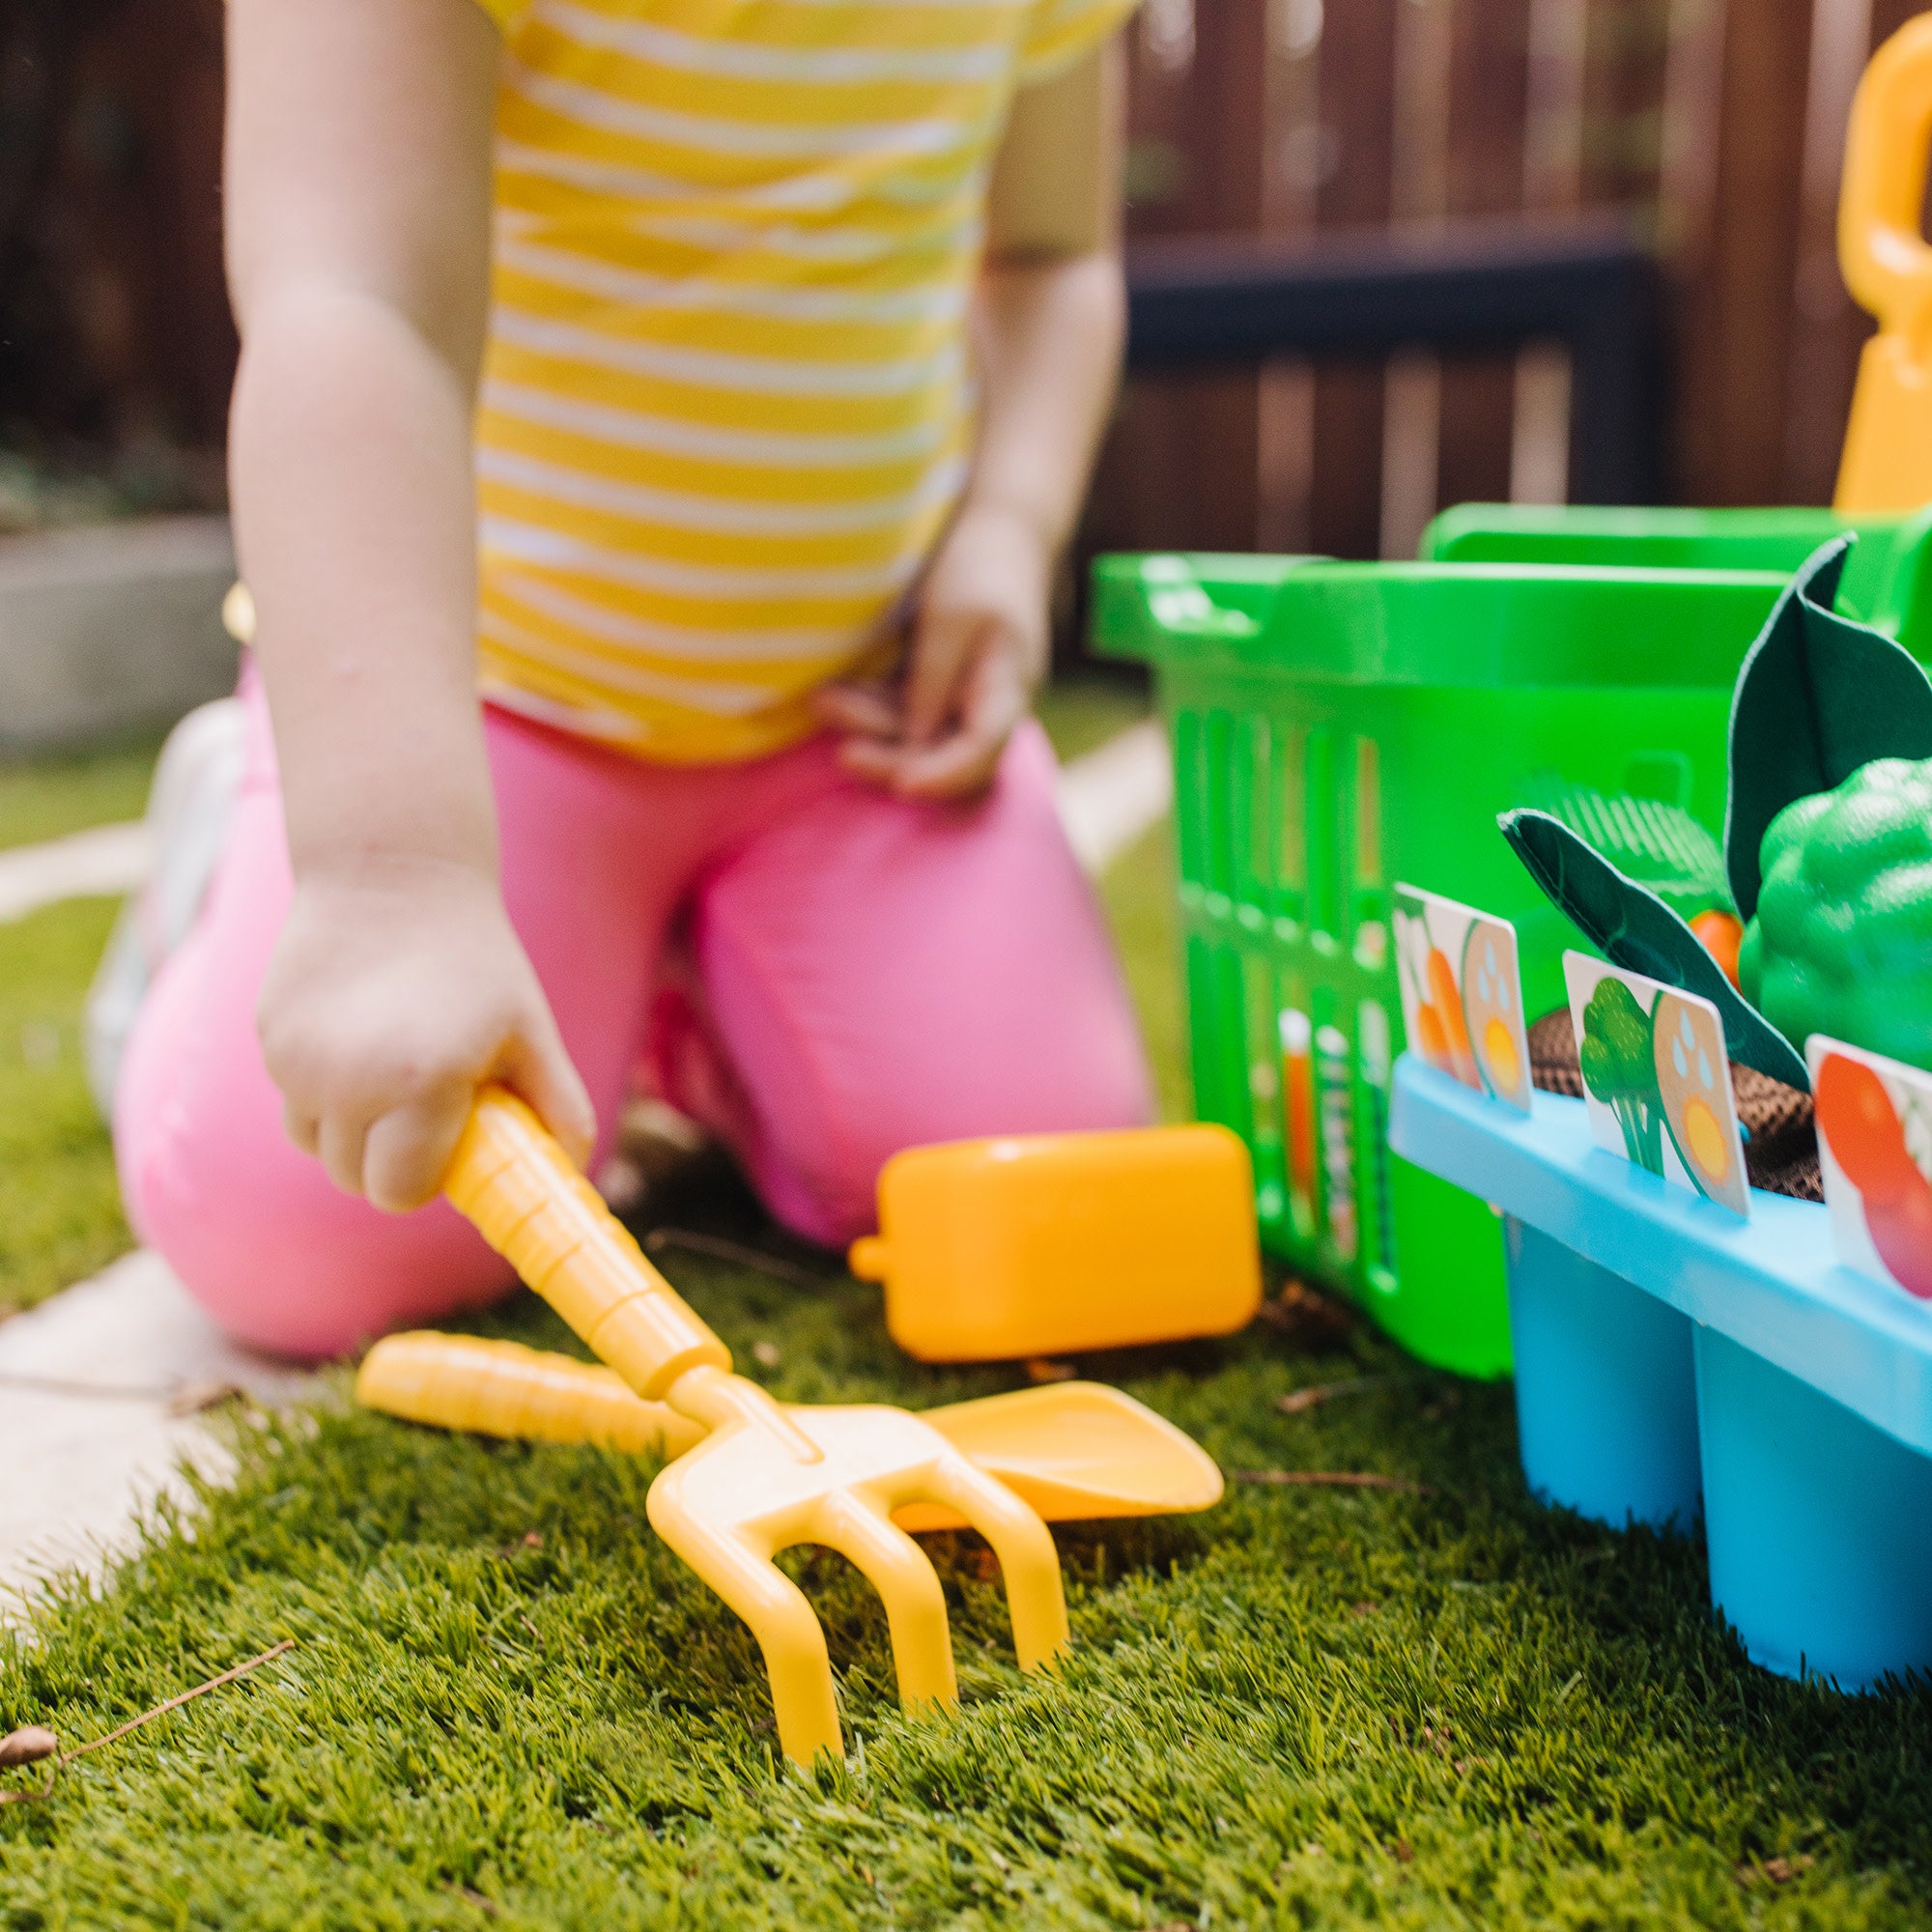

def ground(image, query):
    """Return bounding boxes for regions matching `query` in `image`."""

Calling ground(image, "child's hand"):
[815,502,1050,800]
[257,858,594,1213]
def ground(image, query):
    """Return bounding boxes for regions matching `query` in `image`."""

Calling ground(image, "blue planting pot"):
[1390,1059,1932,1690]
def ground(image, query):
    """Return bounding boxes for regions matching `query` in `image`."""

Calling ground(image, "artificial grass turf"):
[6,701,1932,1924]
[0,731,159,1310]
[0,898,131,1315]
[1032,676,1151,766]
[0,738,162,855]
[8,1266,1932,1929]
[0,726,162,1314]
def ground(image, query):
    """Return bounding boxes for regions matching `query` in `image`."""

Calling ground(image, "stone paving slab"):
[0,1251,317,1618]
[0,517,239,753]
[0,821,150,925]
[1055,719,1172,872]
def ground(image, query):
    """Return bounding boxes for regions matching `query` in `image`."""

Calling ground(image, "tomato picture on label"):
[1815,1048,1932,1299]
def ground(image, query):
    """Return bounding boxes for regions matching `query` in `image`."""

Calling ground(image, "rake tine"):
[647,1505,842,1765]
[813,1493,957,1714]
[923,1456,1071,1673]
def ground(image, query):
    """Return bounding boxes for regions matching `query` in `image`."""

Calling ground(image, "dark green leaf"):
[1500,808,1811,1090]
[1724,535,1932,919]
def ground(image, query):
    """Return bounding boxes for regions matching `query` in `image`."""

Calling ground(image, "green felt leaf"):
[1724,535,1932,920]
[1500,807,1811,1091]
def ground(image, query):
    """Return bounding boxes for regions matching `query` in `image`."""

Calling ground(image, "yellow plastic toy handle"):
[356,1331,708,1458]
[442,1086,731,1400]
[1839,15,1932,346]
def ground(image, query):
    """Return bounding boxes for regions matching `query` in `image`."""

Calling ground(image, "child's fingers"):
[884,727,1005,799]
[837,653,1027,798]
[363,1093,470,1214]
[813,681,902,740]
[282,1102,321,1159]
[903,607,980,743]
[318,1109,375,1202]
[890,657,1029,799]
[855,718,1001,799]
[836,733,914,785]
[500,1023,597,1173]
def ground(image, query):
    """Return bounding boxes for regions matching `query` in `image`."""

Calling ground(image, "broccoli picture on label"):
[1578,975,1663,1171]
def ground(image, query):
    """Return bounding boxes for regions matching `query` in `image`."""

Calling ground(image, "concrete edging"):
[0,517,239,753]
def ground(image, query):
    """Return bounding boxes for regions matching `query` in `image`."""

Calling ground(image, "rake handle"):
[442,1086,731,1400]
[356,1332,708,1459]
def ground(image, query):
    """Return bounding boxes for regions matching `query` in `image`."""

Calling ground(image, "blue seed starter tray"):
[1388,1057,1932,1691]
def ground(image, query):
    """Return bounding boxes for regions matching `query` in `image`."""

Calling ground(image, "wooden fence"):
[1087,0,1931,561]
[0,0,230,462]
[0,0,1922,556]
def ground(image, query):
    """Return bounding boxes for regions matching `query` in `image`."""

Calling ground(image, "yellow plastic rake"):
[424,1087,1081,1766]
[357,1332,1226,1532]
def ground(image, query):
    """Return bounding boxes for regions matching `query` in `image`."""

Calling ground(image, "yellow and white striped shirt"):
[468,0,1134,761]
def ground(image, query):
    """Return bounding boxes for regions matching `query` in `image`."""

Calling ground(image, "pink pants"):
[116,680,1152,1359]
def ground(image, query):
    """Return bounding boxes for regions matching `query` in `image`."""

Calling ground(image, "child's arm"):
[817,39,1129,800]
[227,0,595,1212]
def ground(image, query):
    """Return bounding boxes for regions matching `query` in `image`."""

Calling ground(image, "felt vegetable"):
[1501,805,1807,1090]
[1737,757,1932,1073]
[1577,974,1662,1168]
[1690,910,1744,988]
[1502,536,1932,1094]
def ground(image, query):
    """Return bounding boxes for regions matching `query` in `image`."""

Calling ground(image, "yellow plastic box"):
[849,1124,1262,1362]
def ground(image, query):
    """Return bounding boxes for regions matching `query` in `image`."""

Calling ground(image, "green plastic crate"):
[1092,528,1932,1378]
[1422,503,1932,653]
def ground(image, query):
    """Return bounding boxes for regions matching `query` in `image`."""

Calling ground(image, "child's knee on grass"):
[119,1097,513,1361]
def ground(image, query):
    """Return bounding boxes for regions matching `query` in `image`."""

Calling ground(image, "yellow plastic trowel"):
[379,1088,1221,1767]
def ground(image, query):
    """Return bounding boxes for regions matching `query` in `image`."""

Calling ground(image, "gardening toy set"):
[1082,14,1932,1690]
[351,14,1932,1742]
[1387,536,1932,1688]
[357,1093,1238,1763]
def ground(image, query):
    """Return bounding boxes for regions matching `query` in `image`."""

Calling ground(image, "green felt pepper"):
[1724,538,1932,920]
[1739,756,1932,1072]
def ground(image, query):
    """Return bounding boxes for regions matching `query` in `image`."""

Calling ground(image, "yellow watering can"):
[1837,14,1932,513]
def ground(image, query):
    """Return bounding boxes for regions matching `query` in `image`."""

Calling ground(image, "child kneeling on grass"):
[102,0,1153,1358]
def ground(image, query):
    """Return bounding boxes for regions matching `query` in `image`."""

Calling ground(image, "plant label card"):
[1562,952,1749,1219]
[1808,1036,1932,1300]
[1391,884,1531,1113]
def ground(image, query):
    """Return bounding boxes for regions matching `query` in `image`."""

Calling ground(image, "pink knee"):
[117,950,512,1359]
[690,722,1154,1248]
[112,681,665,1358]
[112,725,513,1358]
